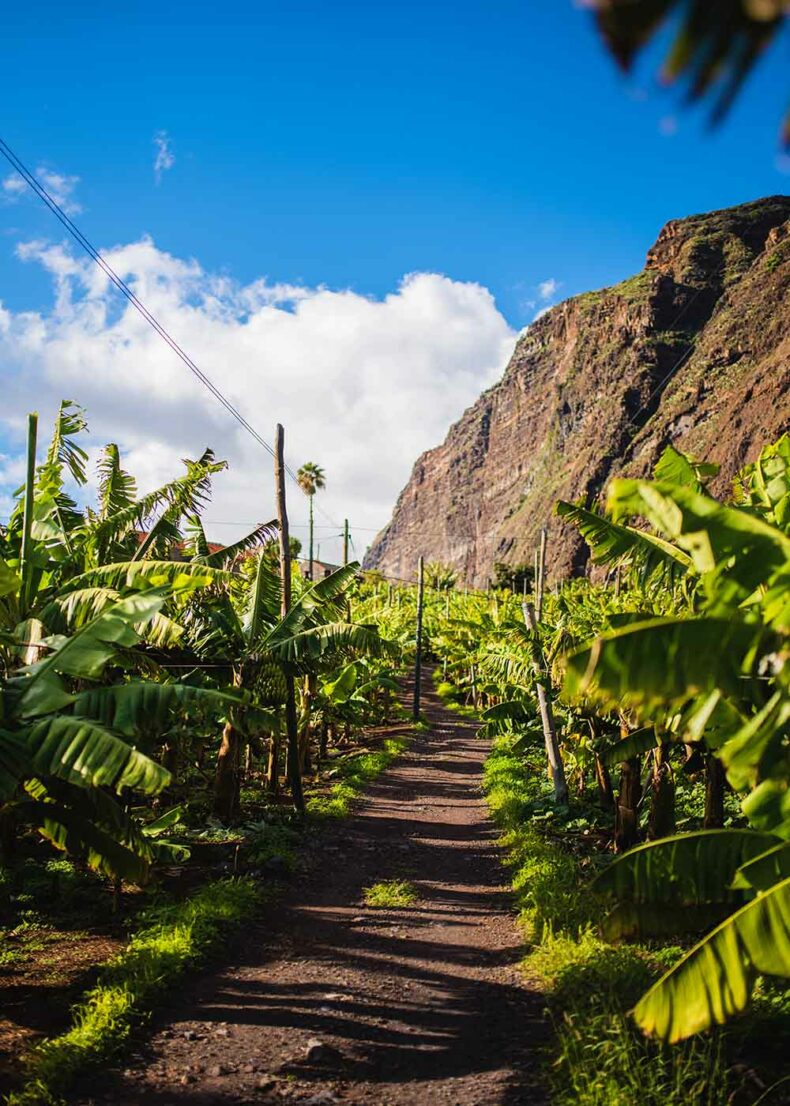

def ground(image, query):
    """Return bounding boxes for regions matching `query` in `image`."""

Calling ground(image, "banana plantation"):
[1,402,789,1106]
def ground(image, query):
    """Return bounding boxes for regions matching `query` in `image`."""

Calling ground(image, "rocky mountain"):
[364,196,790,586]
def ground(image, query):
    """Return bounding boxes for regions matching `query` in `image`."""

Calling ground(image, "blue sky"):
[0,1,787,556]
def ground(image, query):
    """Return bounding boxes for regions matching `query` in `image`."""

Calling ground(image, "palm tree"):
[297,462,326,580]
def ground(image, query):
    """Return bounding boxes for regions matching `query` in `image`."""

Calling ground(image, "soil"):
[0,929,123,1092]
[74,680,547,1106]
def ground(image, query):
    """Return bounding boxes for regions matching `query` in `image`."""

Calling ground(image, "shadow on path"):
[75,674,547,1106]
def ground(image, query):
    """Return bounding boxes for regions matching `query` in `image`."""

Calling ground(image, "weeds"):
[8,878,260,1106]
[363,880,419,908]
[306,736,408,818]
[483,731,745,1106]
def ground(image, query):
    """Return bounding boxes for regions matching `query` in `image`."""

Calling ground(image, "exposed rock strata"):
[364,196,790,585]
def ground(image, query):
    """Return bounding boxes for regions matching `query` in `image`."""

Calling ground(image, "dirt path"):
[76,681,547,1106]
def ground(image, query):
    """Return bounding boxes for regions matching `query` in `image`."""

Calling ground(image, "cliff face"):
[364,196,790,585]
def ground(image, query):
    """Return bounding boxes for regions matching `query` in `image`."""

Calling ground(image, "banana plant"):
[0,589,243,882]
[183,555,390,819]
[559,439,790,1040]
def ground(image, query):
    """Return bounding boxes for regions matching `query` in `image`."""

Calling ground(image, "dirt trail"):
[76,681,547,1106]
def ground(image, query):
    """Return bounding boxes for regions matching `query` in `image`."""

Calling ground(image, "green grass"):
[363,879,419,908]
[306,735,408,818]
[8,878,260,1106]
[482,732,744,1106]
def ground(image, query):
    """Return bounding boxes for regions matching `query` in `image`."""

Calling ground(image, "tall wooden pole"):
[523,599,567,804]
[308,494,314,580]
[275,424,304,814]
[343,519,349,566]
[20,413,38,609]
[537,526,547,622]
[412,555,425,721]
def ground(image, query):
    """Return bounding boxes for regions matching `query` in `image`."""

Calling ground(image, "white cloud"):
[2,176,27,198]
[538,277,560,301]
[153,132,175,183]
[0,238,516,562]
[2,167,82,215]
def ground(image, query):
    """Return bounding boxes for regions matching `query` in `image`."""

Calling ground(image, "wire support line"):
[0,138,305,484]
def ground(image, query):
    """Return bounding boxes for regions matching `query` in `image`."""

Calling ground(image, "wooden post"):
[343,518,349,566]
[523,599,568,804]
[536,527,547,622]
[20,413,38,607]
[275,424,304,814]
[307,493,314,580]
[412,555,425,721]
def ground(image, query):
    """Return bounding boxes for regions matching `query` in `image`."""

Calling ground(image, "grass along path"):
[70,679,546,1106]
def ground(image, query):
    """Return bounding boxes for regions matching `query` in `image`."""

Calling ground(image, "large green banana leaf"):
[272,564,360,641]
[563,616,764,710]
[556,501,692,577]
[652,445,718,491]
[608,479,790,593]
[602,901,734,942]
[742,779,790,838]
[270,621,388,668]
[17,797,152,882]
[600,726,657,766]
[73,682,246,736]
[25,716,170,794]
[733,841,790,892]
[593,829,778,905]
[718,691,790,792]
[633,876,790,1042]
[12,591,166,717]
[62,560,229,594]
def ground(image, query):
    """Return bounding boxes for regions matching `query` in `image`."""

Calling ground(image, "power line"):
[0,138,307,486]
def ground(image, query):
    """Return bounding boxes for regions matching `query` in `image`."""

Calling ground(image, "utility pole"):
[343,518,349,566]
[20,413,38,609]
[275,424,304,814]
[412,555,425,721]
[522,598,567,805]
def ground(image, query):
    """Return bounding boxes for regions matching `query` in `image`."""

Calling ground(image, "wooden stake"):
[523,599,568,805]
[275,424,304,814]
[536,527,547,622]
[412,555,425,721]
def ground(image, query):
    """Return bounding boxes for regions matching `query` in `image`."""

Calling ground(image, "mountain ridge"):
[364,195,790,584]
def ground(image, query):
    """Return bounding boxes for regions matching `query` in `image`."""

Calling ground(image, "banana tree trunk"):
[319,716,329,763]
[266,731,280,795]
[615,755,642,853]
[595,754,615,809]
[299,673,317,773]
[704,753,725,828]
[647,742,675,840]
[213,668,243,820]
[213,719,241,821]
